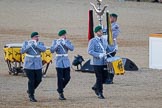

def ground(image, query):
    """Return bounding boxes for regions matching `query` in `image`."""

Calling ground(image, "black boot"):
[27,90,37,102]
[29,95,37,102]
[59,93,66,100]
[92,87,99,96]
[98,93,105,99]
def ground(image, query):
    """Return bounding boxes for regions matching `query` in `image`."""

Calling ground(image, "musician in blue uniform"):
[102,13,120,84]
[21,32,46,102]
[107,13,120,84]
[87,26,112,99]
[50,29,74,100]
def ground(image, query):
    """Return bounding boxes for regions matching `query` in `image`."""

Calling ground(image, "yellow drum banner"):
[4,47,52,63]
[112,58,125,75]
[41,49,52,64]
[3,47,14,62]
[12,48,21,62]
[21,53,26,63]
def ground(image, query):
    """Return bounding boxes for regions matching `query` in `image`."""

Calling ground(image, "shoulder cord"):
[56,40,66,53]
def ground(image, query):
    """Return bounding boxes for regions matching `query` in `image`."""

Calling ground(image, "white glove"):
[61,39,66,45]
[28,40,36,46]
[34,40,37,46]
[99,53,106,58]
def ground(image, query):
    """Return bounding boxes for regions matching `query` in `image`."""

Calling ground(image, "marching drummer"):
[50,29,74,100]
[102,13,120,84]
[106,13,120,84]
[21,32,46,102]
[87,26,112,99]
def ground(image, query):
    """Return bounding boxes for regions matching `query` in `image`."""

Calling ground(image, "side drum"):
[3,43,23,75]
[106,56,125,75]
[3,43,52,76]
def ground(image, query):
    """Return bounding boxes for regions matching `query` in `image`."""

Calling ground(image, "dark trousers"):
[93,65,107,93]
[56,67,71,93]
[24,69,42,96]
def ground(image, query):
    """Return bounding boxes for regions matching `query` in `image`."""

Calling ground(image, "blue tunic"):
[87,36,111,65]
[50,39,74,68]
[21,41,46,70]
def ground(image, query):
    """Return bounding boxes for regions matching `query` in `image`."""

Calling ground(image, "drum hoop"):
[106,56,121,62]
[5,43,23,48]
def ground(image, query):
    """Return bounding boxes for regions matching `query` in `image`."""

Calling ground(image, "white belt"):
[26,54,41,58]
[56,54,68,57]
